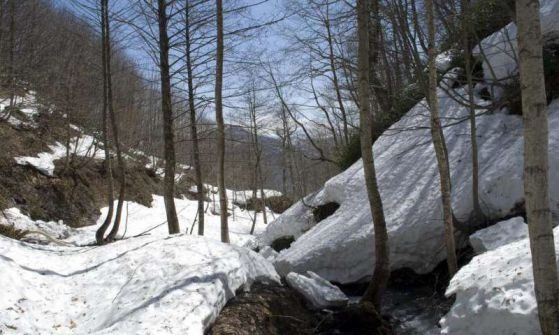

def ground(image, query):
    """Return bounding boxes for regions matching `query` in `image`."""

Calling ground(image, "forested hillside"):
[1,0,559,334]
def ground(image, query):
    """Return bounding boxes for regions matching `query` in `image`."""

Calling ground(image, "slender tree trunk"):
[185,0,205,236]
[95,0,114,245]
[157,0,180,234]
[461,0,485,225]
[8,0,15,108]
[358,0,390,310]
[517,0,559,333]
[215,0,229,243]
[106,0,126,241]
[426,0,458,276]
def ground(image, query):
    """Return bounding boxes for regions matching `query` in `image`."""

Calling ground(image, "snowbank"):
[440,227,559,335]
[469,217,528,254]
[475,0,559,98]
[286,271,348,310]
[260,94,559,283]
[0,234,279,334]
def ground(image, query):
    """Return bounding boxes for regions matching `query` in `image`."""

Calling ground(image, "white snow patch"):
[435,50,457,72]
[0,234,279,334]
[285,271,348,310]
[469,216,528,254]
[14,135,104,176]
[440,226,559,335]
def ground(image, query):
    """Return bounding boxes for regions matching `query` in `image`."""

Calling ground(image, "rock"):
[285,271,348,310]
[469,217,528,254]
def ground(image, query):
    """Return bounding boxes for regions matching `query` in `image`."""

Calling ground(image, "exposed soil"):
[0,112,164,227]
[209,283,393,335]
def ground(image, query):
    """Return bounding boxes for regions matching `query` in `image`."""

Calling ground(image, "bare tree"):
[358,0,389,310]
[215,0,229,243]
[157,0,180,234]
[95,0,115,245]
[461,0,486,225]
[426,0,457,276]
[184,0,205,236]
[517,0,559,333]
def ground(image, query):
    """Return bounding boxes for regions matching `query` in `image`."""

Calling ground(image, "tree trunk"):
[185,0,205,236]
[8,0,15,108]
[106,0,126,242]
[517,0,559,333]
[157,0,180,234]
[426,0,458,277]
[461,0,486,225]
[95,0,114,245]
[358,0,390,310]
[215,0,229,243]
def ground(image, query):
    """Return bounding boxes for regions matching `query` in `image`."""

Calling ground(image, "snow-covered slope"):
[0,234,279,334]
[440,226,559,335]
[475,0,559,97]
[260,94,559,284]
[73,195,274,248]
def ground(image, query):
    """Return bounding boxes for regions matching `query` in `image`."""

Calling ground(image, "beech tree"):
[516,0,559,333]
[157,0,180,234]
[357,0,389,310]
[426,0,458,276]
[215,0,229,243]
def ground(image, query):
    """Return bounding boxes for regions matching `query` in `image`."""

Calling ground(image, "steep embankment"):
[0,93,167,228]
[259,0,559,285]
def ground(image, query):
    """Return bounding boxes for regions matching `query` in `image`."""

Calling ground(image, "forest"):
[0,0,559,334]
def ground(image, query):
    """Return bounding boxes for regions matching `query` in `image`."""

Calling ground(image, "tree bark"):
[106,0,126,242]
[358,0,390,310]
[517,0,559,333]
[8,0,15,108]
[461,0,486,225]
[426,0,458,276]
[95,0,114,245]
[185,0,205,236]
[215,0,229,243]
[157,0,180,234]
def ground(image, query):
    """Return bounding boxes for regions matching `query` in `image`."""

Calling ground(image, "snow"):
[14,135,105,176]
[474,0,559,98]
[258,246,279,261]
[0,234,279,335]
[440,226,559,335]
[285,271,348,310]
[260,94,559,284]
[435,50,457,72]
[69,195,273,248]
[469,217,528,254]
[0,207,77,243]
